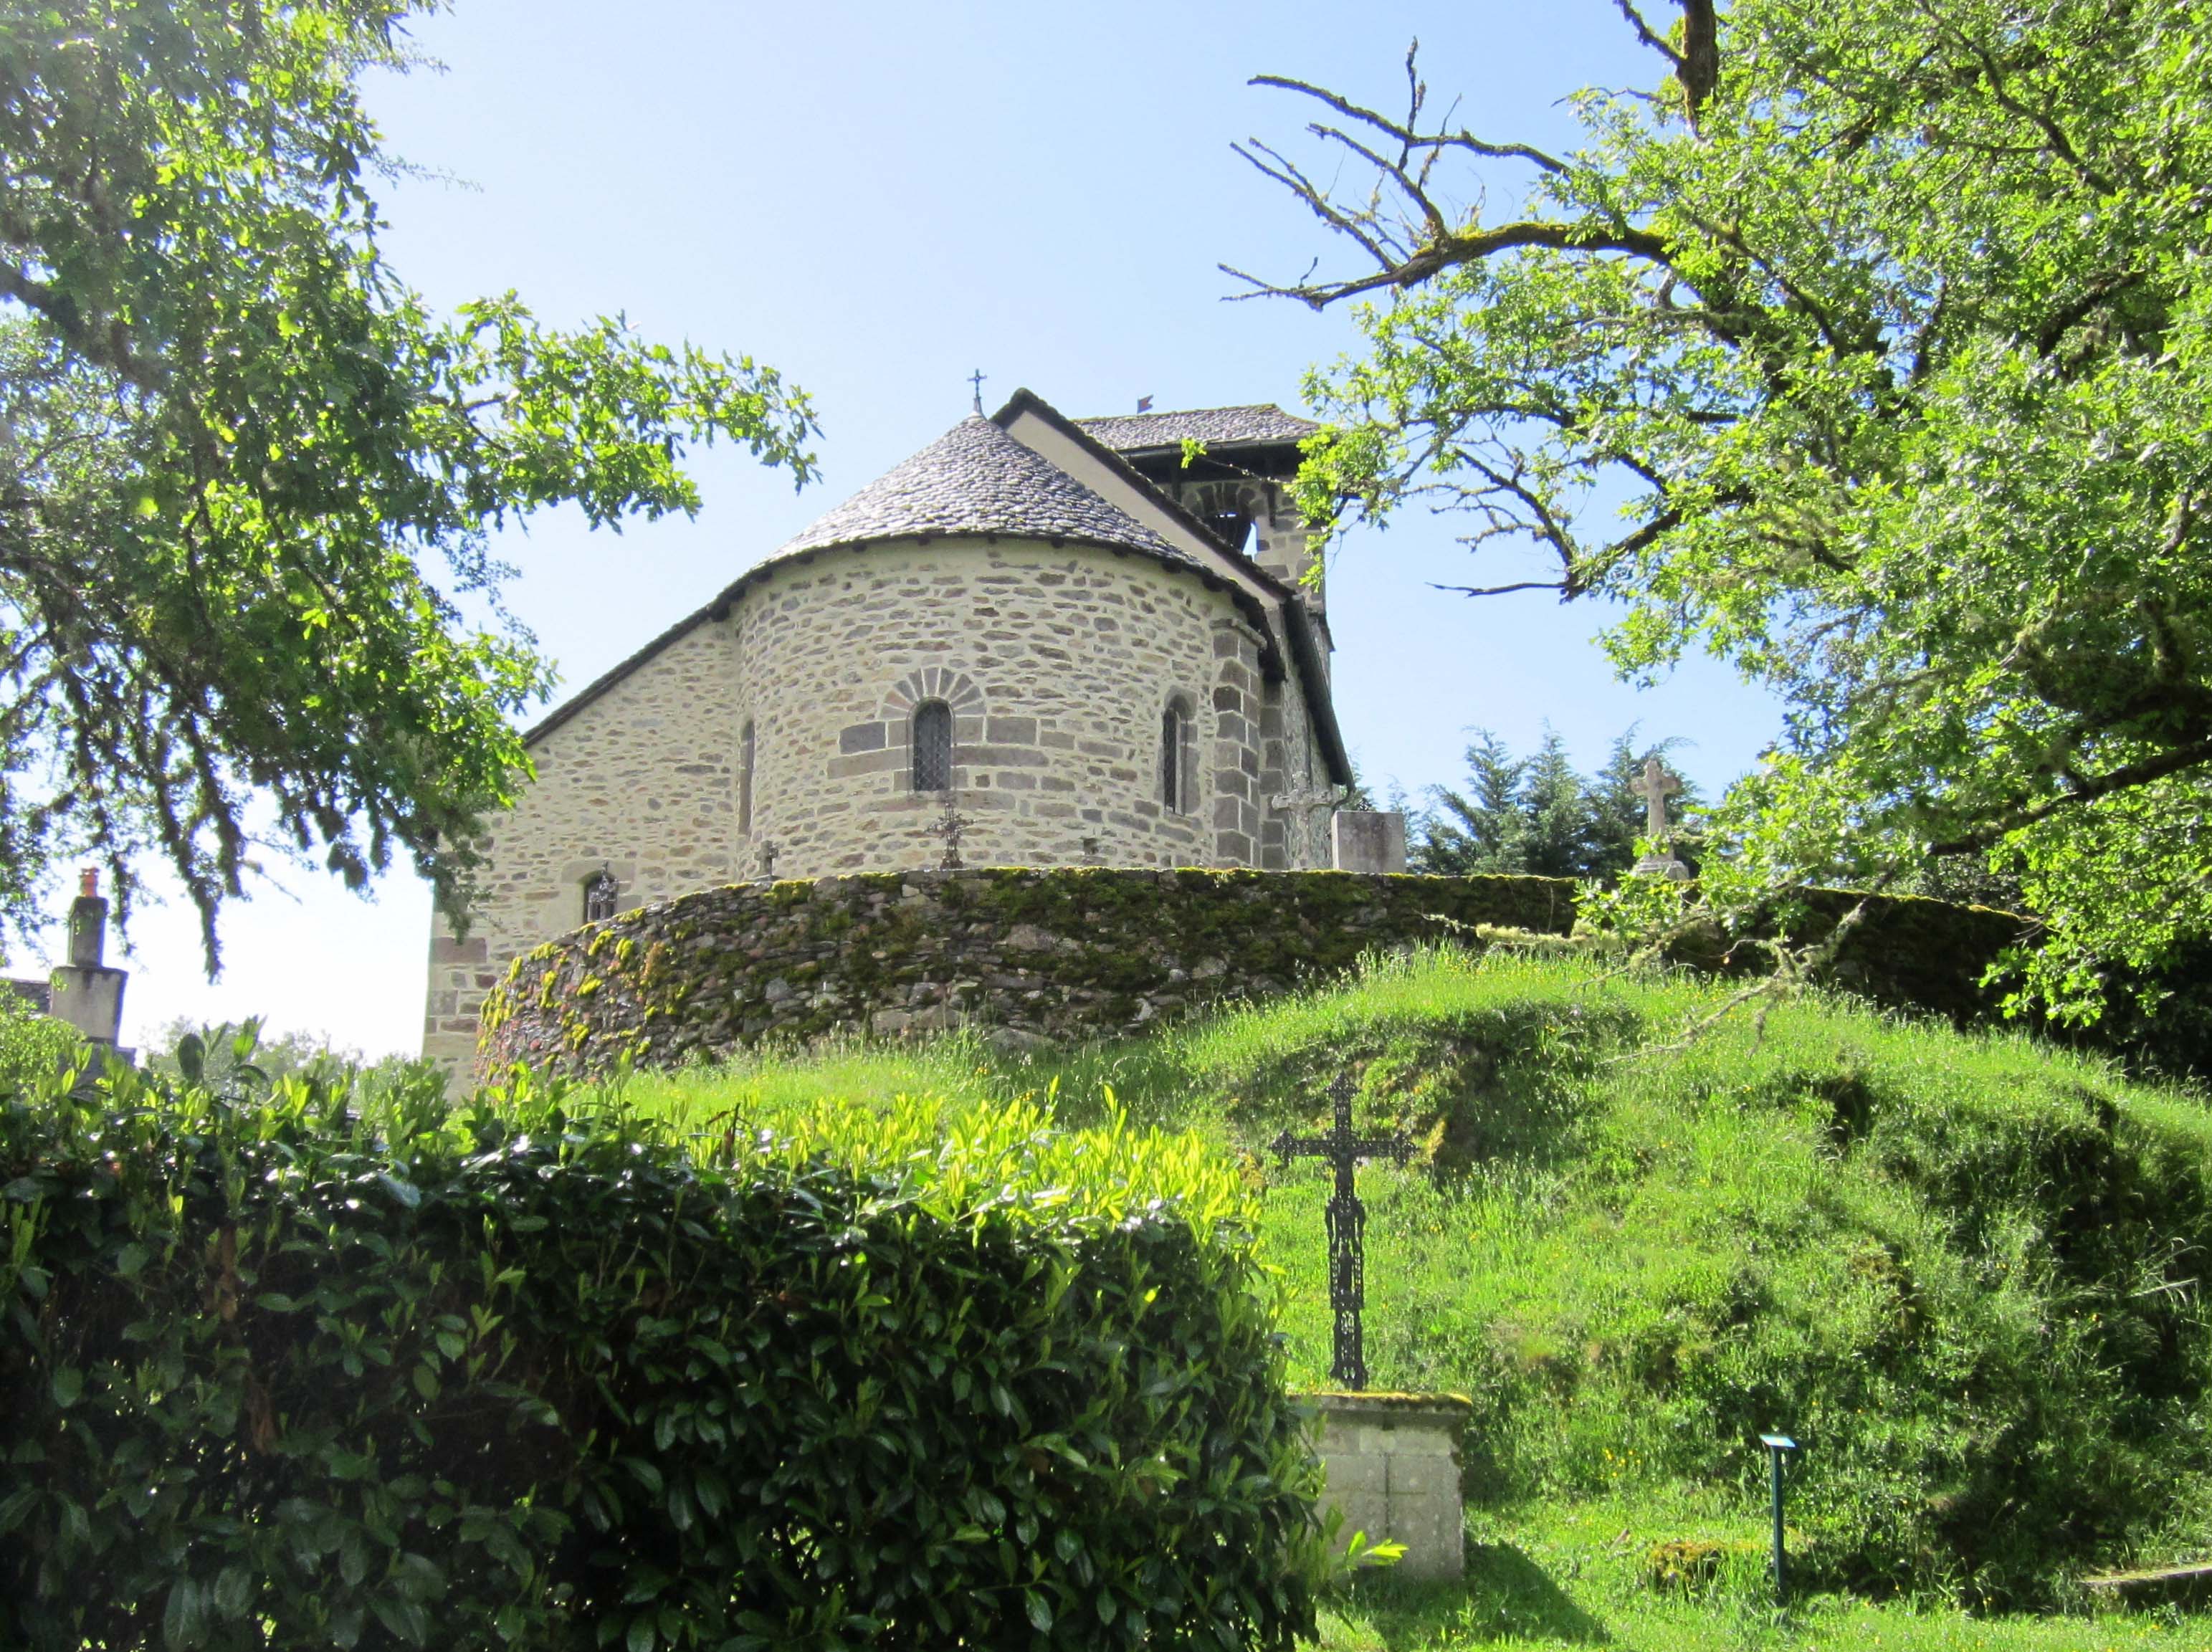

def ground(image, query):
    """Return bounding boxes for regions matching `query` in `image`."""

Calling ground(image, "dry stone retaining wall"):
[477,868,1577,1076]
[475,866,2032,1079]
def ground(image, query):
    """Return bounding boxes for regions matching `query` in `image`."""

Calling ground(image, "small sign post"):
[1759,1433,1798,1604]
[1272,1074,1412,1390]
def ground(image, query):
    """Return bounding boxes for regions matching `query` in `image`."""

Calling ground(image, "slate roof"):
[773,415,1186,563]
[525,398,1348,783]
[1076,404,1320,452]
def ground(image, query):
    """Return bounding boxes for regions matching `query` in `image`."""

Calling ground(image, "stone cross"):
[1269,779,1349,861]
[1269,780,1349,821]
[1273,1074,1414,1391]
[1629,755,1692,880]
[1631,755,1679,839]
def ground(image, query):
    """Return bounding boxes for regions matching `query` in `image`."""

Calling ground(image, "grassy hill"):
[596,947,2212,1645]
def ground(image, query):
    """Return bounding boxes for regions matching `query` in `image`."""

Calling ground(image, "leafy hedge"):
[0,994,83,1091]
[0,1059,1325,1649]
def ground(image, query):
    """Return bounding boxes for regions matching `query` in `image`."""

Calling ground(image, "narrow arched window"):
[583,867,620,924]
[912,700,953,793]
[1162,697,1193,813]
[738,719,756,836]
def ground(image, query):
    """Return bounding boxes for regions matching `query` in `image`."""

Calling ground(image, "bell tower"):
[1073,404,1326,626]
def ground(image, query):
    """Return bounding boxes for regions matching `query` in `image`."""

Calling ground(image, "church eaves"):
[770,415,1190,564]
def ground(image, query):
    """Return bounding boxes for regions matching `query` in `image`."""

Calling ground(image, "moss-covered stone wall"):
[476,867,2031,1079]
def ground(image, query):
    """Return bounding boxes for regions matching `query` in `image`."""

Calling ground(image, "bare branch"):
[1303,120,1449,242]
[1224,217,1673,307]
[1432,579,1570,597]
[1249,70,1569,176]
[1227,140,1401,274]
[1611,0,1684,68]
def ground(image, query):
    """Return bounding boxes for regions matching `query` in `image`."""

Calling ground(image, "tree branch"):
[1248,70,1569,176]
[0,264,165,392]
[1611,1,1684,69]
[2034,269,2141,358]
[1930,737,2212,856]
[1433,579,1570,597]
[1224,218,1672,308]
[1613,1,1719,128]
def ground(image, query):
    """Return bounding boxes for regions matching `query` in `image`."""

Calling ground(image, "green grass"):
[589,945,2212,1630]
[1317,1499,2211,1648]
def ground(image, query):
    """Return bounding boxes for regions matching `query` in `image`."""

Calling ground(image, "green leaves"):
[0,2,818,966]
[0,1051,1324,1648]
[1277,0,2212,1016]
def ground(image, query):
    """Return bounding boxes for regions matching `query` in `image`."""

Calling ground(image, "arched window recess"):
[912,700,953,793]
[1161,696,1195,814]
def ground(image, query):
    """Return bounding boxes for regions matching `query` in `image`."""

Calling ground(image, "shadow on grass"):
[1342,1543,1610,1646]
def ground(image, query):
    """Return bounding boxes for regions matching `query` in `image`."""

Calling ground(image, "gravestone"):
[1333,811,1408,875]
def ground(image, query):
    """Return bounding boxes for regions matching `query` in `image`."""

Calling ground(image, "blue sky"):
[97,0,1780,1056]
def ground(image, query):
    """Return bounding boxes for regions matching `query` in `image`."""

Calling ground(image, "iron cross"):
[969,368,988,414]
[933,792,970,870]
[1273,1073,1413,1391]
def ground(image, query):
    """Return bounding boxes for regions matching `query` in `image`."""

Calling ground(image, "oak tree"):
[0,1,816,965]
[1244,0,2212,1015]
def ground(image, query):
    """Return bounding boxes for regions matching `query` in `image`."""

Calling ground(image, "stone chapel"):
[421,390,1363,1069]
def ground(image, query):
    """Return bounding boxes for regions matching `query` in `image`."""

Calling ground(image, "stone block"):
[1310,1393,1472,1584]
[1333,811,1408,875]
[48,963,125,1046]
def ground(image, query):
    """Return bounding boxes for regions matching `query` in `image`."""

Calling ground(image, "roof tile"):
[776,416,1186,563]
[1077,404,1319,452]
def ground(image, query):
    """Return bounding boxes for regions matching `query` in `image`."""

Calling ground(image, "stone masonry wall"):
[475,867,2039,1081]
[748,540,1249,876]
[423,620,749,1071]
[477,869,1583,1077]
[426,536,1333,1071]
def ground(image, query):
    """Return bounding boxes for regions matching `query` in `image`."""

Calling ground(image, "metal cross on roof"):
[969,368,987,415]
[1273,1073,1413,1391]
